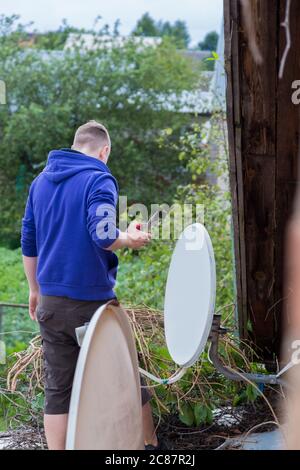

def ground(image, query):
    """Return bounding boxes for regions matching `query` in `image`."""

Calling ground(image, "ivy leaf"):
[205,51,219,62]
[179,402,194,426]
[194,403,207,426]
[194,403,213,426]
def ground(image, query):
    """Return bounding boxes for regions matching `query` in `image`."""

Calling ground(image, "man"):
[21,120,158,450]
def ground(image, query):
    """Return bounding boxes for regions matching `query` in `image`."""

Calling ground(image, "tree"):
[132,12,159,37]
[161,20,190,49]
[33,20,84,50]
[0,16,200,246]
[198,31,219,51]
[133,13,190,48]
[22,18,122,51]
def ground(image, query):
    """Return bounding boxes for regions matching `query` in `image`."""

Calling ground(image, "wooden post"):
[224,0,300,364]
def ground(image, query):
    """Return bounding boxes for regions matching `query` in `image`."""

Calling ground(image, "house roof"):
[64,33,162,50]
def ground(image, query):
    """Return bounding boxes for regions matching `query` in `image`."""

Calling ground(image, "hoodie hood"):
[43,148,111,183]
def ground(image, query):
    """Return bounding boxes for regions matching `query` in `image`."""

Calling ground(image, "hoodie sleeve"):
[86,175,120,249]
[21,184,38,257]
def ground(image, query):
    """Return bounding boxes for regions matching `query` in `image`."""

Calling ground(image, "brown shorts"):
[36,295,152,415]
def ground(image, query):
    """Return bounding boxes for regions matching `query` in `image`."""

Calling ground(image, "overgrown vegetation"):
[1,305,266,434]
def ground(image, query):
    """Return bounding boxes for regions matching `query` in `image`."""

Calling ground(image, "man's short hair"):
[73,120,111,152]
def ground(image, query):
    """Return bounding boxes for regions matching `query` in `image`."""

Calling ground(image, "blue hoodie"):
[21,148,120,301]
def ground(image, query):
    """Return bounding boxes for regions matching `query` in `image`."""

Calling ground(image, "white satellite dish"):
[164,223,216,367]
[66,302,144,450]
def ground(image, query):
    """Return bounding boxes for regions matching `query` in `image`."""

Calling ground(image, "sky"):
[1,0,223,47]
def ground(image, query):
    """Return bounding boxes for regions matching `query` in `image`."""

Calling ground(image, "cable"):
[139,366,188,387]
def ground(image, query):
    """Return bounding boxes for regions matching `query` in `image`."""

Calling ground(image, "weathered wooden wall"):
[224,0,300,364]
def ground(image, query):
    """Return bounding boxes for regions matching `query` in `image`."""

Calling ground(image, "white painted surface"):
[164,223,216,367]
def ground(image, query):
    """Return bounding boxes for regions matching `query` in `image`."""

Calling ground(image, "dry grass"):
[4,304,280,428]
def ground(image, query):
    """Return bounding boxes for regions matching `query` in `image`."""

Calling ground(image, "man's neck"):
[71,146,98,159]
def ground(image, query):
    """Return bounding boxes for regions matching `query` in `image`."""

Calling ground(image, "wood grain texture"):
[224,0,300,362]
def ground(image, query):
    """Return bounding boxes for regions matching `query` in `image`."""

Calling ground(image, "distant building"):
[18,33,37,48]
[64,33,162,51]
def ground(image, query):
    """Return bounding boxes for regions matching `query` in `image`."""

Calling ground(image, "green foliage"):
[32,17,123,50]
[132,13,190,48]
[116,242,172,309]
[0,15,201,246]
[203,51,220,72]
[0,248,38,348]
[0,351,44,431]
[207,51,219,62]
[194,403,213,426]
[179,402,195,426]
[198,31,220,71]
[198,31,219,51]
[0,248,28,303]
[33,19,87,50]
[179,402,213,427]
[233,384,261,407]
[157,118,234,310]
[117,116,234,312]
[132,13,159,38]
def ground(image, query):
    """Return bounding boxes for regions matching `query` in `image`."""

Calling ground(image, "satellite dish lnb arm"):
[208,315,287,387]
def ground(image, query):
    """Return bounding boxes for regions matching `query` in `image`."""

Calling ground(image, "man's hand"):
[22,256,39,320]
[106,227,151,251]
[127,220,146,233]
[125,227,151,250]
[29,290,40,321]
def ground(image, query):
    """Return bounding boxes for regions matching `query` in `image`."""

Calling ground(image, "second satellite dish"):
[66,303,144,450]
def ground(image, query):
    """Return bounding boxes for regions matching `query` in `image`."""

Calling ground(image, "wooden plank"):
[224,0,248,338]
[224,0,285,362]
[241,0,278,362]
[274,0,300,356]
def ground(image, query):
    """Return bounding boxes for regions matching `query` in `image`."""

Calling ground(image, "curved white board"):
[66,303,144,450]
[164,223,216,367]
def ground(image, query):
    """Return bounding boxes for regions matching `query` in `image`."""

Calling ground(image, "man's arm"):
[87,176,151,252]
[22,255,39,320]
[21,185,39,320]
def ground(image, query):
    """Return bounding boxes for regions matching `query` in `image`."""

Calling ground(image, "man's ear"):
[102,145,110,158]
[98,145,108,161]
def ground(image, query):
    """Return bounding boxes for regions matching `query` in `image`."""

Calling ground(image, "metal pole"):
[209,315,288,387]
